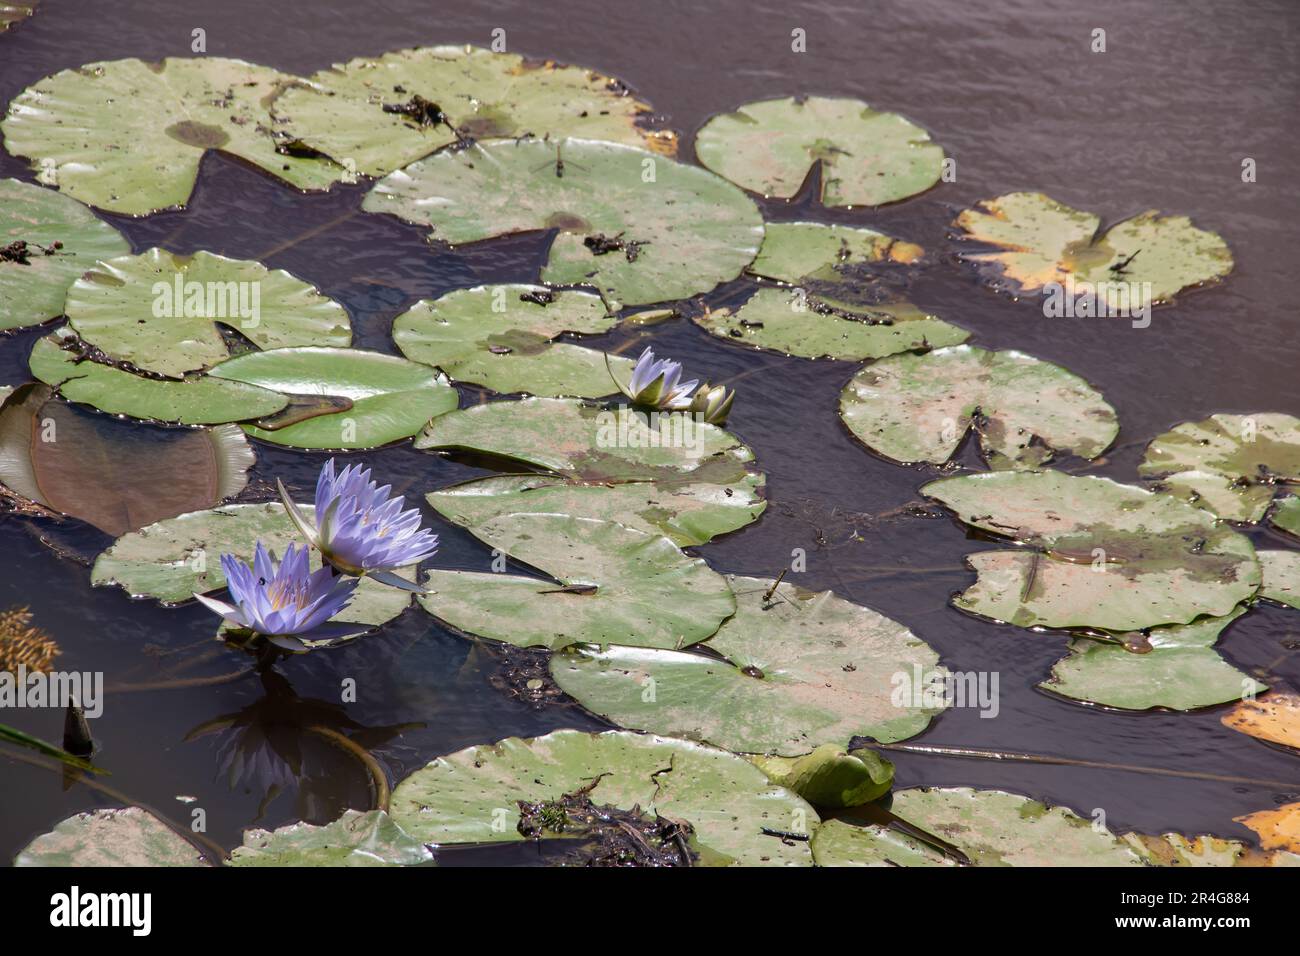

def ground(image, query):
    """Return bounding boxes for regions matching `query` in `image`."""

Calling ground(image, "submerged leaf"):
[0,178,130,331]
[427,472,765,548]
[924,470,1261,631]
[363,137,763,309]
[1139,413,1300,522]
[14,808,208,866]
[0,383,253,535]
[271,45,675,177]
[1040,608,1264,710]
[392,284,633,397]
[388,729,817,866]
[2,57,345,215]
[551,575,946,753]
[65,249,351,378]
[229,810,432,867]
[840,345,1117,469]
[810,788,1143,867]
[417,512,734,651]
[952,192,1232,310]
[209,347,458,449]
[695,96,945,207]
[30,328,288,425]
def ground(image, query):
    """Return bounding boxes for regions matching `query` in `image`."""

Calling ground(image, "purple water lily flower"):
[278,460,438,592]
[193,542,362,652]
[623,347,698,410]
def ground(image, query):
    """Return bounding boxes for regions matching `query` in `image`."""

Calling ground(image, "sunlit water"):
[2,0,1299,861]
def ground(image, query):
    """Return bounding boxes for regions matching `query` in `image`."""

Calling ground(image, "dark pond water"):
[2,0,1299,862]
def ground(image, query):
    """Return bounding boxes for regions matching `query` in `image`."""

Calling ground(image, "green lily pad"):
[550,575,946,754]
[229,810,432,867]
[90,501,414,629]
[417,512,734,650]
[363,137,763,309]
[1139,413,1300,522]
[0,383,253,536]
[0,178,130,331]
[698,288,967,362]
[65,249,351,378]
[1259,550,1300,610]
[748,746,894,808]
[14,808,208,867]
[953,192,1232,309]
[30,328,288,425]
[923,470,1261,631]
[694,96,945,207]
[209,347,458,449]
[1041,608,1265,710]
[271,45,675,178]
[1273,497,1300,539]
[811,788,1144,867]
[840,345,1118,469]
[415,397,756,484]
[388,729,817,866]
[2,57,345,216]
[694,221,968,360]
[392,284,633,397]
[427,472,765,548]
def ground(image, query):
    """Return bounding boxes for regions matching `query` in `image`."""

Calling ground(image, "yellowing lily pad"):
[209,347,458,449]
[1122,831,1300,867]
[271,45,675,177]
[840,345,1117,469]
[65,249,351,378]
[0,177,130,331]
[1139,413,1300,523]
[1222,691,1300,751]
[810,788,1143,867]
[695,96,945,207]
[392,284,633,397]
[363,137,763,309]
[427,472,765,548]
[1040,608,1264,711]
[550,574,946,754]
[923,471,1261,631]
[1235,803,1300,854]
[417,512,734,651]
[388,729,817,866]
[29,328,288,425]
[14,807,208,867]
[952,192,1232,310]
[694,222,967,360]
[2,57,345,215]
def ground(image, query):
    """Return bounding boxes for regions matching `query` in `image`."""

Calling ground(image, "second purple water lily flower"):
[194,542,363,653]
[622,347,699,410]
[278,459,438,592]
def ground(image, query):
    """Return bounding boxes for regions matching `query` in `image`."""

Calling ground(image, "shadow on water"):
[2,0,1300,860]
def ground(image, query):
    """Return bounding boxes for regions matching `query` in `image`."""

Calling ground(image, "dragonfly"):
[532,142,589,179]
